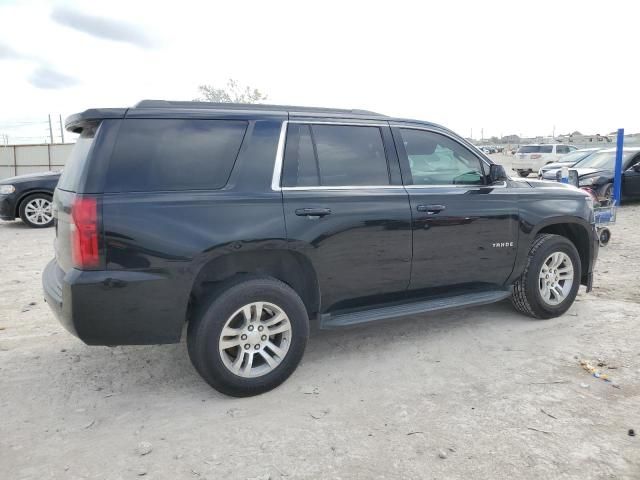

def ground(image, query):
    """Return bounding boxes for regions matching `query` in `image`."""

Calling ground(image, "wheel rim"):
[218,302,292,378]
[538,252,574,306]
[24,198,53,225]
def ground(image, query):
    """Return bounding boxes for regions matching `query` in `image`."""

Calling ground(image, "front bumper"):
[0,194,16,220]
[43,259,185,345]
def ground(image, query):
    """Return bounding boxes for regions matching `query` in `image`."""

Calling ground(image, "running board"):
[320,290,511,329]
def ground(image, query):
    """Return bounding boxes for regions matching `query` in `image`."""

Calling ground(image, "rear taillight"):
[71,197,100,269]
[531,154,542,159]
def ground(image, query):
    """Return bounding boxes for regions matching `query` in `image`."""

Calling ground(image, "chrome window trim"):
[271,120,289,191]
[282,185,402,191]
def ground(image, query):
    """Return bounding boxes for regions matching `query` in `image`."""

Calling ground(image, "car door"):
[622,153,640,198]
[391,125,518,292]
[279,121,412,312]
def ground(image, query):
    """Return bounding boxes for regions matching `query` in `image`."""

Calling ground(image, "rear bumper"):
[42,259,186,345]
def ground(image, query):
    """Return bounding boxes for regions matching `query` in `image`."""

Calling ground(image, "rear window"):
[56,124,98,192]
[518,145,553,154]
[105,119,247,192]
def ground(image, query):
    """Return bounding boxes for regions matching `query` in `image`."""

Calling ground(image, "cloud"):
[28,66,79,89]
[0,42,31,60]
[51,6,156,48]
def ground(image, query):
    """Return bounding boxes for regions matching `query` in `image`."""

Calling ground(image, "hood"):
[0,170,61,184]
[574,167,612,179]
[542,161,576,170]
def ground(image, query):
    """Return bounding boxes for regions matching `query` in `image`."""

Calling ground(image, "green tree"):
[195,79,268,103]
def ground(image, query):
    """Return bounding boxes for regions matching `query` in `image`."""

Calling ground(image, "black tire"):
[18,193,54,228]
[599,183,613,205]
[598,227,611,247]
[187,276,309,397]
[511,234,581,319]
[517,170,530,178]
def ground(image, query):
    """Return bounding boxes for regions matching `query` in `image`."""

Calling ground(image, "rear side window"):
[57,124,98,192]
[105,119,247,192]
[540,145,553,153]
[282,124,389,187]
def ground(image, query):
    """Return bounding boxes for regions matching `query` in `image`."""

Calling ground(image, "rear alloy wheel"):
[19,194,54,228]
[517,170,530,178]
[188,276,309,397]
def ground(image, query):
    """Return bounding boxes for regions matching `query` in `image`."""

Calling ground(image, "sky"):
[0,0,638,144]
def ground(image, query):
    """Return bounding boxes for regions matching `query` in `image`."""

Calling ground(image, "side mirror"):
[489,164,507,183]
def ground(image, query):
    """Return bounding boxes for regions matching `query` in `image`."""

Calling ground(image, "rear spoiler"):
[65,108,127,133]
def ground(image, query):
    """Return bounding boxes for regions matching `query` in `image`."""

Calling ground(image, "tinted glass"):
[57,124,98,192]
[518,145,541,153]
[400,129,485,185]
[556,145,569,154]
[282,124,319,187]
[540,145,553,153]
[311,125,389,186]
[105,119,247,192]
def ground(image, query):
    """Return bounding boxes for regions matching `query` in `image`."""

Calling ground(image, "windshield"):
[557,150,597,164]
[574,151,634,170]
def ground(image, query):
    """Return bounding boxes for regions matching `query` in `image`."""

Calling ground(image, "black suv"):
[43,101,598,396]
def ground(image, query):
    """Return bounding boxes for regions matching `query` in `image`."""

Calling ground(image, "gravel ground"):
[1,201,639,479]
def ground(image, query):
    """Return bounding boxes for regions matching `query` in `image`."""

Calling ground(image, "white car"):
[513,144,578,177]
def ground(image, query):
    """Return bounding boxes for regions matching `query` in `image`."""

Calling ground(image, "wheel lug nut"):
[258,326,264,331]
[261,335,267,341]
[244,344,250,350]
[241,334,247,340]
[254,344,260,350]
[248,325,254,331]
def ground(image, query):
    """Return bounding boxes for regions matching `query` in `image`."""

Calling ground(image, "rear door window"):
[540,145,553,153]
[105,119,247,192]
[282,124,389,187]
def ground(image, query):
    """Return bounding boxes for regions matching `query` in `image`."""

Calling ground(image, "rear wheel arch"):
[189,250,320,321]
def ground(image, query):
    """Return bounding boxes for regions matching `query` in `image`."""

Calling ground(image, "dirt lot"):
[1,202,639,479]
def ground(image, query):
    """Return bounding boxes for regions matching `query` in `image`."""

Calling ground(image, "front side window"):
[282,124,389,187]
[399,129,485,185]
[556,145,569,154]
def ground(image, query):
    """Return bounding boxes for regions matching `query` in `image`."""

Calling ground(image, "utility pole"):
[59,114,65,143]
[552,125,555,139]
[470,128,473,140]
[481,128,484,142]
[48,114,54,144]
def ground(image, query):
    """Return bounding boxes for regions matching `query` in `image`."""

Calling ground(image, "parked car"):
[513,144,578,177]
[0,171,61,227]
[43,100,599,397]
[558,147,640,202]
[538,148,601,179]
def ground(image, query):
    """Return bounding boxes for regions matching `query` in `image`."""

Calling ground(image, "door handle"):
[416,204,446,214]
[295,207,332,217]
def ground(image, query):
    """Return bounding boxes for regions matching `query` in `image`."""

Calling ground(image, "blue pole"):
[613,128,624,204]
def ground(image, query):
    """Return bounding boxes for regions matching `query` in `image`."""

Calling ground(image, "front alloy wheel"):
[538,252,574,306]
[19,194,54,228]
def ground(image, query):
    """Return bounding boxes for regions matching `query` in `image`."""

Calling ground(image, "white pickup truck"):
[513,144,578,177]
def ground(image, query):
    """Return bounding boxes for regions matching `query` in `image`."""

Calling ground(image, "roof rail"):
[134,99,385,116]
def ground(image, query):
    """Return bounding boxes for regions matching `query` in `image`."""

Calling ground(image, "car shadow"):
[29,299,525,400]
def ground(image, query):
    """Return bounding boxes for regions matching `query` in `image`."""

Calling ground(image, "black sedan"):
[0,171,61,227]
